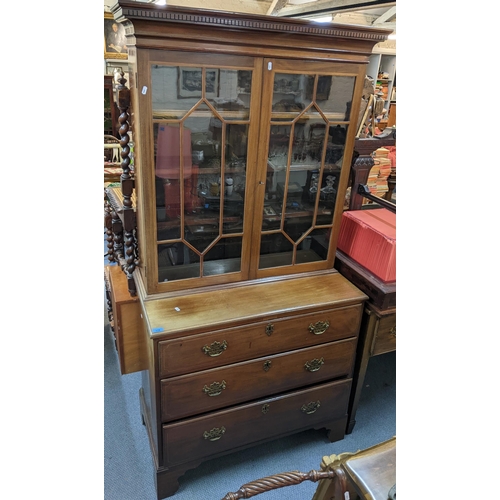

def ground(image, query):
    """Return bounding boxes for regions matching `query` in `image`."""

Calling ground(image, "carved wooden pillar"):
[349,155,374,210]
[116,72,137,296]
[104,270,114,331]
[104,192,116,263]
[111,205,124,260]
[385,172,396,202]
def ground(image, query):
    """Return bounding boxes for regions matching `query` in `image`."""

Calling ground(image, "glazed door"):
[251,59,366,278]
[145,51,263,292]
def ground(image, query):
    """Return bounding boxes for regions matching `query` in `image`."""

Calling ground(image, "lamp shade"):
[155,124,193,179]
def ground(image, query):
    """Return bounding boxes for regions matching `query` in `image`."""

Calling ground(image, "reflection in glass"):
[204,237,242,275]
[260,233,293,268]
[272,73,310,114]
[325,124,348,167]
[158,242,200,281]
[151,65,201,118]
[208,69,251,120]
[318,76,355,118]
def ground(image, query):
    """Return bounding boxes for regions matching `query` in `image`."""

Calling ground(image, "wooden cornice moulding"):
[111,1,390,43]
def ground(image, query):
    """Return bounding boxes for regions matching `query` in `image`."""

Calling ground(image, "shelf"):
[153,109,250,120]
[270,112,346,121]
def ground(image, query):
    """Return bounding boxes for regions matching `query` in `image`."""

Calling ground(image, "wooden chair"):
[104,135,121,163]
[222,437,396,500]
[313,436,396,500]
[221,437,396,500]
[221,469,338,500]
[104,135,123,182]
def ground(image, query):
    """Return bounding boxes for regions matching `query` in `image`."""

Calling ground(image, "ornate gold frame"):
[104,12,128,60]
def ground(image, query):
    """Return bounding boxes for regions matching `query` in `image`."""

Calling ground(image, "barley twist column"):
[116,72,137,296]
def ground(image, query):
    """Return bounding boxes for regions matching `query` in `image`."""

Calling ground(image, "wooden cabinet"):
[106,2,390,498]
[138,271,366,498]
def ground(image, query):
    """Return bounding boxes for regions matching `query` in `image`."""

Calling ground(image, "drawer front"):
[162,379,351,467]
[158,304,362,378]
[372,312,396,356]
[160,338,356,422]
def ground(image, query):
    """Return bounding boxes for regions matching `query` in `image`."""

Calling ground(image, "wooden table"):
[334,249,396,433]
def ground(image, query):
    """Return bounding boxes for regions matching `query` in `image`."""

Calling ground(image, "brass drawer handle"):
[263,360,272,372]
[304,357,324,372]
[202,380,226,397]
[301,401,321,414]
[262,404,270,414]
[203,426,226,441]
[202,340,228,357]
[390,326,396,338]
[265,323,274,336]
[308,320,330,335]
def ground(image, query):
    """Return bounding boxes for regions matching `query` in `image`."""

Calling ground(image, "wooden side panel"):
[108,265,148,374]
[371,311,396,356]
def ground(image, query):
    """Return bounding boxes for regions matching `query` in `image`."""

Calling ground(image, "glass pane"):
[317,76,355,119]
[154,122,191,240]
[151,65,200,119]
[307,228,331,260]
[154,122,198,214]
[267,124,291,201]
[203,237,243,275]
[259,233,293,269]
[326,124,348,167]
[272,73,310,115]
[209,69,251,120]
[158,242,200,282]
[185,222,219,253]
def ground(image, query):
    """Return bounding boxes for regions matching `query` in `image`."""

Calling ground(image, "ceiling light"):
[311,15,333,23]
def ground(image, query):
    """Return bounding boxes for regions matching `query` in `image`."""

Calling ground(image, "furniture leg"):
[346,308,377,434]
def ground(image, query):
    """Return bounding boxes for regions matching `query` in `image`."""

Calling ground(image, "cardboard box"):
[337,208,395,282]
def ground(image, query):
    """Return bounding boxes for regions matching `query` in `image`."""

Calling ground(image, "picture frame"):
[177,68,219,98]
[104,12,128,60]
[305,75,332,101]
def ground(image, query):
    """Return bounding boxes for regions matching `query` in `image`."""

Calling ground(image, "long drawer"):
[158,304,362,378]
[162,379,352,467]
[160,338,356,422]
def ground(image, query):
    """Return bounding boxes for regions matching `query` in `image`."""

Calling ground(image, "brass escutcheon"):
[304,357,324,372]
[263,360,272,372]
[390,326,396,338]
[265,324,274,336]
[308,320,330,335]
[203,426,226,441]
[262,404,270,414]
[202,380,227,397]
[301,401,321,414]
[202,340,228,357]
